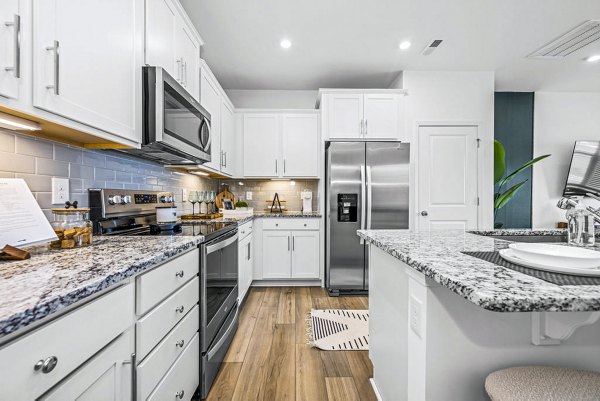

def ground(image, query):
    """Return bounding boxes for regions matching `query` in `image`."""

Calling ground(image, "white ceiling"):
[181,0,600,92]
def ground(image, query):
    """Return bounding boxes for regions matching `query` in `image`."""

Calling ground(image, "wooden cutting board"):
[216,185,236,209]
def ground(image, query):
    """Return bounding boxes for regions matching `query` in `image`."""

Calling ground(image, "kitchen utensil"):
[499,248,600,276]
[508,243,600,269]
[156,206,177,224]
[216,185,236,209]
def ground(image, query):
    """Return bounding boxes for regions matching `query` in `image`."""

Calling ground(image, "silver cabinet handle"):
[34,356,58,374]
[224,151,227,168]
[292,236,295,251]
[175,305,185,313]
[182,60,187,86]
[247,241,251,261]
[359,119,363,137]
[275,160,278,174]
[421,211,428,216]
[288,236,290,251]
[4,14,20,78]
[175,339,185,348]
[365,119,368,136]
[283,159,286,174]
[45,40,59,95]
[176,59,182,82]
[175,270,184,278]
[175,390,185,399]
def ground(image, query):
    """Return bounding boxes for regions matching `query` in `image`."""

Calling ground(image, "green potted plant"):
[234,200,248,211]
[494,139,550,228]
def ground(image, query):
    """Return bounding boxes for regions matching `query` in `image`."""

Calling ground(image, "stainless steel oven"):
[199,227,239,398]
[120,66,211,165]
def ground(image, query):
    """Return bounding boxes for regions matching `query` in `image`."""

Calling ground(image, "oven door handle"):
[205,231,238,254]
[207,306,239,360]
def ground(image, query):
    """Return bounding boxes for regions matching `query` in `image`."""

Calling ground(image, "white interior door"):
[282,114,319,177]
[326,93,363,139]
[418,125,479,230]
[0,0,20,99]
[363,94,402,139]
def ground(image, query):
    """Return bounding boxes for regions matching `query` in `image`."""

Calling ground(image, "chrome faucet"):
[557,194,600,224]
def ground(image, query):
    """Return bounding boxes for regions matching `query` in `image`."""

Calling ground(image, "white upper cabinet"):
[320,90,405,140]
[145,0,201,100]
[0,0,21,100]
[243,114,279,177]
[220,98,236,176]
[32,0,143,144]
[200,67,221,172]
[243,111,320,178]
[282,114,319,177]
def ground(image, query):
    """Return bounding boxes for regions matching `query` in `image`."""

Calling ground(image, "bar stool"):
[485,366,600,400]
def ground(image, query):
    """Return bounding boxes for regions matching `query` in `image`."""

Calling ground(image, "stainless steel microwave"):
[122,66,211,165]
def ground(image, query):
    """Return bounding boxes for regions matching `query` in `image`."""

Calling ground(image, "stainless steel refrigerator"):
[326,141,410,295]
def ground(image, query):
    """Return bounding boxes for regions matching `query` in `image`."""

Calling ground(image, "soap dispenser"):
[566,196,595,246]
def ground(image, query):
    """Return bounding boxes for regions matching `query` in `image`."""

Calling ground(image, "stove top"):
[143,221,237,241]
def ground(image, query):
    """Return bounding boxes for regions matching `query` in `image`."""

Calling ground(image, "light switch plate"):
[246,191,253,200]
[51,178,69,204]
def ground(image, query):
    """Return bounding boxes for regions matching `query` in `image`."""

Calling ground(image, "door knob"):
[420,211,428,216]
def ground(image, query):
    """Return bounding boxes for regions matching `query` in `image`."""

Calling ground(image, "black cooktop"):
[140,221,237,241]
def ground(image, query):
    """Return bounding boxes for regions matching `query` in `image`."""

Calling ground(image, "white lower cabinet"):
[261,219,320,280]
[238,221,253,302]
[40,330,134,401]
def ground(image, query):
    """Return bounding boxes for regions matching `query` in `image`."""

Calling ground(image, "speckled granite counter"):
[0,236,202,339]
[185,211,322,225]
[357,229,600,312]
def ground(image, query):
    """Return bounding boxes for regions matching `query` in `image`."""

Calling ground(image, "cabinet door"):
[220,99,235,176]
[326,93,363,139]
[262,231,292,279]
[243,114,280,177]
[33,0,142,143]
[282,114,319,177]
[238,235,252,302]
[246,234,253,289]
[0,0,20,99]
[40,331,133,401]
[145,0,177,79]
[175,24,200,100]
[291,231,320,279]
[200,68,221,171]
[363,94,403,139]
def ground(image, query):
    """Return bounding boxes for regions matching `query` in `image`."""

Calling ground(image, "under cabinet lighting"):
[399,41,412,50]
[280,39,292,49]
[191,171,209,176]
[586,54,600,63]
[0,112,41,131]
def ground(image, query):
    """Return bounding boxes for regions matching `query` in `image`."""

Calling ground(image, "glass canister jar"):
[49,208,93,249]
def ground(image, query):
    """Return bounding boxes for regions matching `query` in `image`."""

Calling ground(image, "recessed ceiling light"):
[586,54,600,63]
[280,39,292,49]
[399,41,411,50]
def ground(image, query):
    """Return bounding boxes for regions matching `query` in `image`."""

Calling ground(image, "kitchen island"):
[358,229,600,401]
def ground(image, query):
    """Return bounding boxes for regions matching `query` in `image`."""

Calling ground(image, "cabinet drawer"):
[0,284,134,401]
[147,332,200,401]
[137,304,199,401]
[262,218,319,231]
[136,249,199,316]
[239,221,253,239]
[136,277,199,361]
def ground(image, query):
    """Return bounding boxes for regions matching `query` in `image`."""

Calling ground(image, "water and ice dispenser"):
[337,193,358,222]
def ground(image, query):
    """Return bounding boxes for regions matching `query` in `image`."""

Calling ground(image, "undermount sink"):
[476,234,568,243]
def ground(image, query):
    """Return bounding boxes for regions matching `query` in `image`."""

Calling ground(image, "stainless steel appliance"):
[120,66,211,165]
[326,141,410,295]
[88,189,239,399]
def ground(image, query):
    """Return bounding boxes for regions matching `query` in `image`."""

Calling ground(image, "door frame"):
[414,121,483,230]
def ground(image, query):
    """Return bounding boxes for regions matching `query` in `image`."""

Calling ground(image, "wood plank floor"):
[206,287,377,401]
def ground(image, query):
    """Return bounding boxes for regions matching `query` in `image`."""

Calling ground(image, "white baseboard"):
[251,279,321,287]
[370,378,383,401]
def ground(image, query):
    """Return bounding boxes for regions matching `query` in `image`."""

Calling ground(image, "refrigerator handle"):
[366,166,372,230]
[360,165,366,244]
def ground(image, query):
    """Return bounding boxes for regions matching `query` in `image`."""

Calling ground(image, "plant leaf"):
[494,140,506,185]
[494,181,527,210]
[498,154,550,188]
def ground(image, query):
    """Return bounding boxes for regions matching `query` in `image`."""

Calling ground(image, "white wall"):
[225,89,318,109]
[532,92,600,228]
[401,71,495,229]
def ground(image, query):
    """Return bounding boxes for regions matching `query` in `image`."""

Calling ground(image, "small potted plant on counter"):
[234,201,249,211]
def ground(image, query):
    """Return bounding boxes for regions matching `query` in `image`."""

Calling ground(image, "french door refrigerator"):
[326,141,410,295]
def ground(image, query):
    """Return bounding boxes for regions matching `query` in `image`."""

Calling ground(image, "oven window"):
[163,82,205,148]
[205,239,238,325]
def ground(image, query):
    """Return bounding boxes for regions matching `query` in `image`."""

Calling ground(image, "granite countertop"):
[0,236,202,340]
[185,211,322,225]
[357,229,600,313]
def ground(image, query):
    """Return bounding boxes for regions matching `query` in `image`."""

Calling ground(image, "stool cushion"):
[485,366,600,401]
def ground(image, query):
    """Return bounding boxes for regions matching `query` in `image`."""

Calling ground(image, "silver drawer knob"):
[175,270,184,278]
[175,305,185,313]
[420,211,428,216]
[175,390,185,399]
[34,356,58,374]
[175,339,185,348]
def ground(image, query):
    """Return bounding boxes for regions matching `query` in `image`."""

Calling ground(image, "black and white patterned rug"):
[309,309,369,351]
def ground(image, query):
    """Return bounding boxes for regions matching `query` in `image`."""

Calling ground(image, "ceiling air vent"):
[528,20,600,59]
[420,39,443,56]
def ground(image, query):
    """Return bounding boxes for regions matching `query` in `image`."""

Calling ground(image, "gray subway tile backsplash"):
[0,151,35,173]
[54,145,83,164]
[36,158,69,177]
[15,135,53,158]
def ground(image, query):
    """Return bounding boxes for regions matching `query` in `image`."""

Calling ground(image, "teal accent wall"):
[494,92,534,228]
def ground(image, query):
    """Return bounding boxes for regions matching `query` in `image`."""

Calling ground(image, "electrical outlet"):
[409,295,423,338]
[246,191,253,200]
[51,178,69,204]
[182,188,188,202]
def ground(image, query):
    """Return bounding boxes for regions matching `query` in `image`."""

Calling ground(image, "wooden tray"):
[180,213,223,220]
